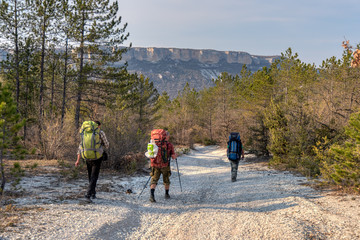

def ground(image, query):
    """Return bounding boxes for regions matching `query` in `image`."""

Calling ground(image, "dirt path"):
[1,145,360,240]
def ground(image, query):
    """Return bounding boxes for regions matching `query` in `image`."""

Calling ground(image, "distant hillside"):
[122,47,279,97]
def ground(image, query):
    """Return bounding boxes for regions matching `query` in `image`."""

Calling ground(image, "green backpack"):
[79,121,103,160]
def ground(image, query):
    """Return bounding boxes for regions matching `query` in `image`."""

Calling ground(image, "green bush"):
[299,155,321,177]
[10,162,25,190]
[203,138,217,146]
[25,163,38,169]
[317,112,360,191]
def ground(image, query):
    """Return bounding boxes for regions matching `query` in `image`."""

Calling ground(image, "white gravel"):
[1,145,360,240]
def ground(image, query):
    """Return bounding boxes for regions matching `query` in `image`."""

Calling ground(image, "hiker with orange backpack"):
[148,129,176,203]
[75,121,109,203]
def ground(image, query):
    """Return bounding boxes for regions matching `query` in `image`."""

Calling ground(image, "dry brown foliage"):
[41,117,78,161]
[102,152,148,174]
[342,40,360,67]
[0,204,45,233]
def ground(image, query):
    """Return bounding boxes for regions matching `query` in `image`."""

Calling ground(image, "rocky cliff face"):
[122,47,278,97]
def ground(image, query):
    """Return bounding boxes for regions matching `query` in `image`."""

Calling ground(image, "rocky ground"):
[1,145,360,240]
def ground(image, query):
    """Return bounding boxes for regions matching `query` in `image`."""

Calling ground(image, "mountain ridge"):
[123,47,279,97]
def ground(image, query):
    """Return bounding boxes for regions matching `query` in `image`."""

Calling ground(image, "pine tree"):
[263,98,289,162]
[211,72,240,142]
[153,91,175,136]
[129,74,159,134]
[59,0,71,127]
[0,0,28,110]
[18,37,39,144]
[68,0,129,129]
[27,0,60,139]
[264,49,318,165]
[198,87,216,143]
[171,83,199,145]
[238,66,272,154]
[0,83,25,195]
[320,111,360,191]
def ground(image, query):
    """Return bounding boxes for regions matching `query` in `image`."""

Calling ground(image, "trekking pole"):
[138,176,151,199]
[175,158,182,192]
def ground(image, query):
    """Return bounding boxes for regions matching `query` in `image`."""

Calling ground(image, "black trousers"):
[85,158,102,197]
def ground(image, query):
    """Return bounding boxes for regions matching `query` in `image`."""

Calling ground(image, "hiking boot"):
[91,194,96,199]
[165,193,170,199]
[149,194,156,203]
[84,195,93,203]
[231,178,236,182]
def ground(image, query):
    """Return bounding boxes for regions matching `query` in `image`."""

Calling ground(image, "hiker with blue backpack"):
[75,121,109,203]
[227,132,245,182]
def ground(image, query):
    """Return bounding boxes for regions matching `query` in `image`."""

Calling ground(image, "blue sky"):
[117,0,360,66]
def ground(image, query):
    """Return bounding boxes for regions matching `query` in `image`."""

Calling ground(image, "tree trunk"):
[38,13,47,141]
[209,111,213,141]
[0,149,5,196]
[23,64,29,145]
[75,12,86,130]
[61,37,69,128]
[0,125,6,196]
[50,54,55,117]
[14,0,20,112]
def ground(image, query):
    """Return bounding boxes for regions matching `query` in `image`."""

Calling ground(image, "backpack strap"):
[166,142,172,163]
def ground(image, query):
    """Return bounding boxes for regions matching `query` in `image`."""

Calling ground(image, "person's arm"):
[239,141,244,159]
[100,130,109,149]
[75,145,81,166]
[75,154,81,167]
[241,141,245,159]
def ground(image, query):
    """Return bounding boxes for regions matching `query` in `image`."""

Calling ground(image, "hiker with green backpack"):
[75,121,109,203]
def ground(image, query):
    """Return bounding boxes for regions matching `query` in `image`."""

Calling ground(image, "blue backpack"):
[227,132,242,161]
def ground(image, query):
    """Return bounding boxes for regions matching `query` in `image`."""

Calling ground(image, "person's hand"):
[172,154,177,159]
[75,154,81,167]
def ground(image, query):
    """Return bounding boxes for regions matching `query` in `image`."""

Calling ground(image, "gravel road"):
[1,145,360,240]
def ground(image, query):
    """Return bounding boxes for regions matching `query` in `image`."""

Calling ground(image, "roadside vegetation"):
[162,46,360,192]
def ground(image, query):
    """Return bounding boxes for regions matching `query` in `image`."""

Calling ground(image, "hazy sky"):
[117,0,360,66]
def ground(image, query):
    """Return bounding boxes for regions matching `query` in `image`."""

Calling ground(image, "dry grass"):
[4,159,59,170]
[0,204,45,233]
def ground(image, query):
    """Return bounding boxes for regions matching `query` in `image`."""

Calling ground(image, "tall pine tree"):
[0,83,25,195]
[0,0,28,110]
[27,0,60,139]
[68,0,129,129]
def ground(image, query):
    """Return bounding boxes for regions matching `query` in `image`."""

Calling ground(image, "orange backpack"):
[151,129,167,143]
[150,129,168,164]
